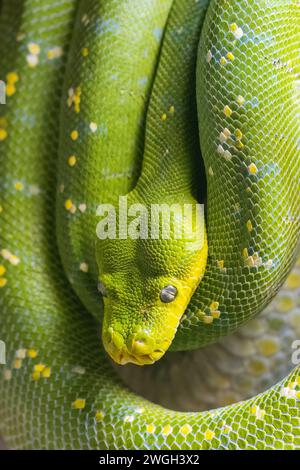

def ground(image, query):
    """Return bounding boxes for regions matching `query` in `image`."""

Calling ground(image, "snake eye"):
[160,285,178,303]
[98,281,107,297]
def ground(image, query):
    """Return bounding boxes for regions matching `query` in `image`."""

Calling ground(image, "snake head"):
[96,201,207,366]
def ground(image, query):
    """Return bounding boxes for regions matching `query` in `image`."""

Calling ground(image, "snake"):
[0,0,300,450]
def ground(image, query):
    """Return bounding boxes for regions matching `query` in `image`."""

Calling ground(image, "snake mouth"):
[105,340,165,366]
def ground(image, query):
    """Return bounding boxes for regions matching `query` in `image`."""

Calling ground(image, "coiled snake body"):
[0,0,300,450]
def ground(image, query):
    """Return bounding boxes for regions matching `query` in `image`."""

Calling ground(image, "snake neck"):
[96,0,209,366]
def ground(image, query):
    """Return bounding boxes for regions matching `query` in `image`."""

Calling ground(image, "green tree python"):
[0,0,300,450]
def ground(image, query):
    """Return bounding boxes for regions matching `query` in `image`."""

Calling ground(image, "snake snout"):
[103,326,165,366]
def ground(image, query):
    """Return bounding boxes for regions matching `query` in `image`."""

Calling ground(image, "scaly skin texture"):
[95,0,208,365]
[0,0,299,450]
[58,0,300,358]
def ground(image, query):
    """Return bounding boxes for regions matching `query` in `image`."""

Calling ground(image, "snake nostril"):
[131,340,149,355]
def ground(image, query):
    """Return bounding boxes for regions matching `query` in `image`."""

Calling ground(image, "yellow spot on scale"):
[210,301,219,311]
[124,415,134,423]
[203,315,213,324]
[42,367,51,378]
[249,406,265,419]
[46,50,56,60]
[1,249,10,260]
[79,262,89,273]
[68,155,77,167]
[81,47,89,57]
[27,349,38,359]
[32,371,41,381]
[79,203,87,213]
[277,296,295,313]
[0,278,7,288]
[72,398,86,410]
[223,105,232,117]
[73,365,86,375]
[27,43,40,55]
[70,130,79,141]
[6,71,19,88]
[217,144,225,157]
[65,199,73,211]
[33,364,46,373]
[217,260,226,272]
[6,83,16,97]
[180,424,192,435]
[95,411,105,422]
[15,349,27,359]
[289,311,300,330]
[73,87,81,113]
[0,265,6,276]
[26,54,39,68]
[220,56,227,66]
[235,129,243,140]
[257,338,279,357]
[244,252,262,268]
[248,359,267,376]
[146,424,156,434]
[169,105,175,114]
[47,47,63,60]
[13,359,22,369]
[248,163,258,175]
[226,52,234,61]
[0,129,8,141]
[204,429,215,441]
[230,23,244,39]
[219,127,231,142]
[161,113,167,121]
[212,310,221,319]
[246,220,253,232]
[237,95,245,105]
[223,150,232,161]
[0,117,7,127]
[162,424,172,436]
[14,181,24,191]
[81,14,90,26]
[89,122,98,133]
[223,128,231,141]
[16,32,25,42]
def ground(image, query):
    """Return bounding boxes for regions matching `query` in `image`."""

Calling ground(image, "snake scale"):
[0,0,300,450]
